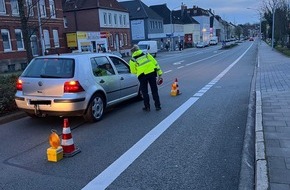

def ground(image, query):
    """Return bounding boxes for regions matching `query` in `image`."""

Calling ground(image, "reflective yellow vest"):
[129,50,162,77]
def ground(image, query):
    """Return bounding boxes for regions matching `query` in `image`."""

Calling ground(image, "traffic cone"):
[61,118,81,157]
[171,82,177,96]
[174,78,181,95]
[171,78,181,96]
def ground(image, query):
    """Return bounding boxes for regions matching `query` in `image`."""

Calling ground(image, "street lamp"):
[271,1,277,50]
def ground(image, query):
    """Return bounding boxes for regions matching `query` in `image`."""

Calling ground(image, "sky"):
[118,0,263,25]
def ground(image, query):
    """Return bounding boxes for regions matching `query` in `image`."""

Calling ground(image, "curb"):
[255,91,269,190]
[0,111,26,125]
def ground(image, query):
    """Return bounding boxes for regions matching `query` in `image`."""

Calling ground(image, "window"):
[15,29,24,50]
[114,14,117,25]
[11,0,19,15]
[91,57,115,77]
[123,15,126,26]
[0,0,6,14]
[53,29,59,47]
[43,29,51,49]
[63,17,68,28]
[26,0,33,16]
[39,0,46,17]
[1,29,12,51]
[49,0,55,18]
[119,15,122,26]
[120,33,123,47]
[103,13,107,25]
[108,13,112,25]
[109,56,129,74]
[124,33,128,46]
[109,34,113,47]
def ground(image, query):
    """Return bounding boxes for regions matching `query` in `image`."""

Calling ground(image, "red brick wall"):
[0,0,68,72]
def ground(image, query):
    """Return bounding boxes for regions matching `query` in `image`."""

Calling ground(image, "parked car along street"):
[196,41,207,48]
[14,53,141,122]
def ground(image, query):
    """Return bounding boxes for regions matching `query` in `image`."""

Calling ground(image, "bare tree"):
[18,0,33,62]
[261,0,290,46]
[17,0,56,62]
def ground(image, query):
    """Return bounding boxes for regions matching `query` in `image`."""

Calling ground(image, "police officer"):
[129,45,162,111]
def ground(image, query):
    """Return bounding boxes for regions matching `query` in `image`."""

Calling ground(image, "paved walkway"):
[256,41,290,190]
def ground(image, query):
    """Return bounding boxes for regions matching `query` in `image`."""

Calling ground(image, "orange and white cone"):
[61,118,81,157]
[171,82,178,96]
[171,78,181,96]
[175,78,181,95]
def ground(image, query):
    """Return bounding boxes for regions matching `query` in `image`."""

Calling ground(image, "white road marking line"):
[173,60,184,65]
[187,51,226,66]
[82,44,253,190]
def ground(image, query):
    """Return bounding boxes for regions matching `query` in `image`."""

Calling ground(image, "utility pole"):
[271,1,277,50]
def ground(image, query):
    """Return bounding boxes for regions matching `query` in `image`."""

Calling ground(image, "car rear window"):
[22,58,75,78]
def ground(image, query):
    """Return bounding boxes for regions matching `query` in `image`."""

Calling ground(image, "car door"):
[109,56,139,98]
[90,56,121,103]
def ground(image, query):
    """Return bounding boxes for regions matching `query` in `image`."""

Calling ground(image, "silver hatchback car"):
[15,53,141,122]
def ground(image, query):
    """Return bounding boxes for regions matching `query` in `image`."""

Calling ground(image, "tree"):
[18,0,33,62]
[235,25,243,39]
[262,0,290,47]
[17,0,55,62]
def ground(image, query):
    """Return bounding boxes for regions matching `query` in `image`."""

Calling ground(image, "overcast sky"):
[118,0,263,25]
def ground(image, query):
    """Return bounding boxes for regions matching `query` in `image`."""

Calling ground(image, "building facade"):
[62,0,131,56]
[119,0,164,51]
[0,0,67,73]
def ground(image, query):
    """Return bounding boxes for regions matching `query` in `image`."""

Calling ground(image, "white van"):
[209,36,218,45]
[137,41,158,57]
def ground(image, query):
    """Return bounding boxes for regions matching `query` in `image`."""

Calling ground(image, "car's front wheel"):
[84,93,104,122]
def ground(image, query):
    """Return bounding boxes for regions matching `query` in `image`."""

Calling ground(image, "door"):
[90,56,121,103]
[30,35,39,56]
[109,56,139,98]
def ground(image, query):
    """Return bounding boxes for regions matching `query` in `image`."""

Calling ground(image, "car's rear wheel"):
[84,93,104,122]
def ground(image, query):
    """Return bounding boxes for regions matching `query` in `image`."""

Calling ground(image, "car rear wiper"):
[40,74,63,78]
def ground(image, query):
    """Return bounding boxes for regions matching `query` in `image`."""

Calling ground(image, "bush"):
[0,74,20,116]
[276,46,290,57]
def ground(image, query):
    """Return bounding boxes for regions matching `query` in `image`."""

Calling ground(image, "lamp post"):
[170,10,173,51]
[271,1,277,50]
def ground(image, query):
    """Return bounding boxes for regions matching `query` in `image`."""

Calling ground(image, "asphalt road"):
[0,41,257,190]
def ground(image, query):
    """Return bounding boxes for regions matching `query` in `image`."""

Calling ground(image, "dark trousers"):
[138,72,161,108]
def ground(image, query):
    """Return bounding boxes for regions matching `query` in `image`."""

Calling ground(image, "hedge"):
[0,74,20,116]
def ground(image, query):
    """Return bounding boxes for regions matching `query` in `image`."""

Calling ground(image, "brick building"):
[0,0,67,73]
[62,0,132,56]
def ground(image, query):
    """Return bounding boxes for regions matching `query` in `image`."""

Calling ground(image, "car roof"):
[35,52,119,59]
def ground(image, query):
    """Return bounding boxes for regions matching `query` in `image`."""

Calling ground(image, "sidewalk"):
[256,41,290,190]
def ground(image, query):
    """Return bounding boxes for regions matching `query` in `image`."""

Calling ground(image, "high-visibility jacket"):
[129,50,162,77]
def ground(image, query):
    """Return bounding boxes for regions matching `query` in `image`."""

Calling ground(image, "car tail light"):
[64,81,84,93]
[16,79,23,91]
